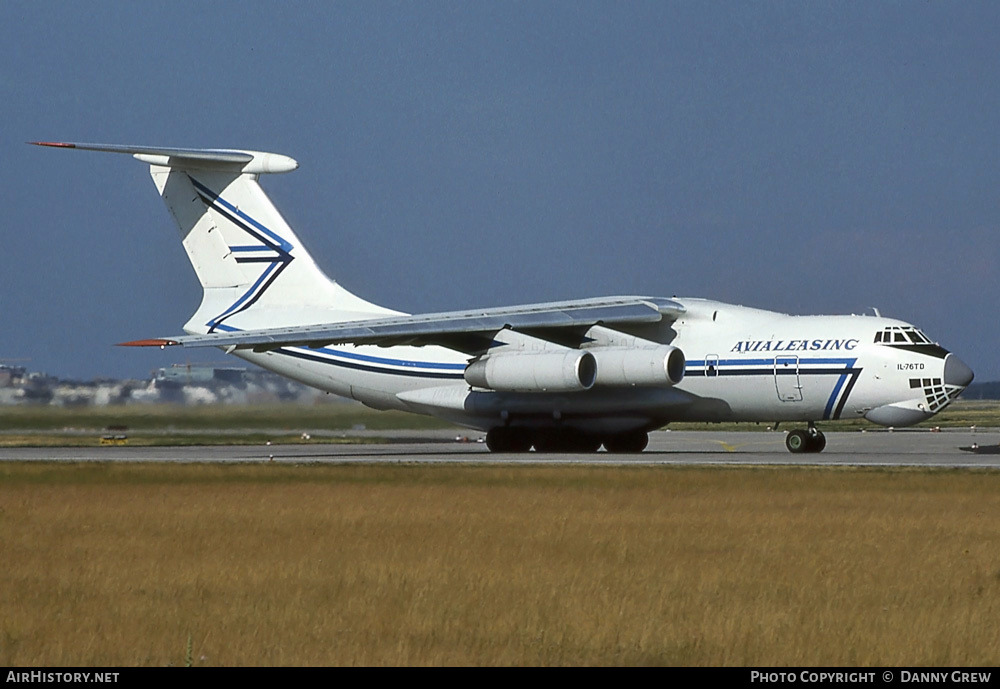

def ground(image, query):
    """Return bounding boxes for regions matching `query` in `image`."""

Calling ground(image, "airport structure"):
[0,363,327,407]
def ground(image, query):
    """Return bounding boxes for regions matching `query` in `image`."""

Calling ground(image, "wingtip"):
[28,141,76,148]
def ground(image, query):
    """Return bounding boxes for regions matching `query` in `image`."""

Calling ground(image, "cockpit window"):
[874,325,949,359]
[874,326,936,346]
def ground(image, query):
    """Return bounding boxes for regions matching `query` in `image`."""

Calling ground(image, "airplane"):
[33,141,974,453]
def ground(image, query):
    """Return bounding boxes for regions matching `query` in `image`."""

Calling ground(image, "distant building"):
[0,361,350,406]
[0,365,27,388]
[155,364,247,386]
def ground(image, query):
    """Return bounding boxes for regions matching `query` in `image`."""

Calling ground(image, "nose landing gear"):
[785,424,826,453]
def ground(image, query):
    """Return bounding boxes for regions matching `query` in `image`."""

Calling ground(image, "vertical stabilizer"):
[151,166,398,334]
[31,142,398,335]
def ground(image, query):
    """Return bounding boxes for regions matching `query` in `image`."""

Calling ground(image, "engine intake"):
[465,350,597,392]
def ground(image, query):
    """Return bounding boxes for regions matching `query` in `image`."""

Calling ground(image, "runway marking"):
[710,439,780,452]
[714,440,745,452]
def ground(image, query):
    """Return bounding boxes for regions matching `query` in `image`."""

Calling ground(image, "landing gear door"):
[774,356,802,401]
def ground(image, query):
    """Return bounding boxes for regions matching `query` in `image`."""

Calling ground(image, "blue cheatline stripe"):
[278,347,466,380]
[824,374,850,420]
[193,185,291,258]
[206,198,289,255]
[687,367,856,377]
[832,370,862,420]
[212,323,466,373]
[236,256,285,263]
[686,357,857,367]
[207,260,284,331]
[685,357,862,421]
[189,176,293,253]
[308,345,466,371]
[187,174,296,333]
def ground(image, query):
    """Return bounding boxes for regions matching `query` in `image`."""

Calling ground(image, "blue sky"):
[3,1,999,381]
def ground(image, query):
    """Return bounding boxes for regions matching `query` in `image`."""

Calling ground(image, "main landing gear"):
[785,424,826,454]
[485,428,648,454]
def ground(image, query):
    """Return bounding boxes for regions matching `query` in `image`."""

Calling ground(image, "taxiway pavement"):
[2,429,999,468]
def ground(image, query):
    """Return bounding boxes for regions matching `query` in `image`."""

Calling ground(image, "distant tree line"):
[962,381,1000,400]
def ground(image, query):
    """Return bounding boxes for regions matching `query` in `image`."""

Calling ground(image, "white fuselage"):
[225,297,964,434]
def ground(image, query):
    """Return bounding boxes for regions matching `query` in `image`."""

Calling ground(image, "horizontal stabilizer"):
[30,141,298,174]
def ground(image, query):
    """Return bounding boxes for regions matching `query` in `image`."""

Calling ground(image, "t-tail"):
[31,142,397,335]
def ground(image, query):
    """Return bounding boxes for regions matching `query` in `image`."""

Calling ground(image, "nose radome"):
[944,354,974,388]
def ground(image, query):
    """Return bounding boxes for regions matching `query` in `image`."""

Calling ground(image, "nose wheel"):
[785,427,826,453]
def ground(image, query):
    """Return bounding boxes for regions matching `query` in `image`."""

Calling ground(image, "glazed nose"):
[944,354,974,388]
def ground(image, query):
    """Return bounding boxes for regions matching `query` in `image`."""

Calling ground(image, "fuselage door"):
[774,355,802,401]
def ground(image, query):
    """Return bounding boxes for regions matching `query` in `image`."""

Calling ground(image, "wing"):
[121,296,685,355]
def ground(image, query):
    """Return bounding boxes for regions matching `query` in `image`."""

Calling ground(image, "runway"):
[3,429,1000,468]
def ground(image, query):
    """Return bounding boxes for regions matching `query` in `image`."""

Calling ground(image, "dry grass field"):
[1,463,999,666]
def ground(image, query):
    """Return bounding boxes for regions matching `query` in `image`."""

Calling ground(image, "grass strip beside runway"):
[2,400,999,447]
[1,463,998,666]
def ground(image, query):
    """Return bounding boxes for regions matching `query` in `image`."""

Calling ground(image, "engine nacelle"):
[590,345,685,387]
[465,350,597,392]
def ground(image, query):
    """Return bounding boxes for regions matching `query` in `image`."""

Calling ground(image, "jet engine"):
[590,345,685,387]
[465,350,597,392]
